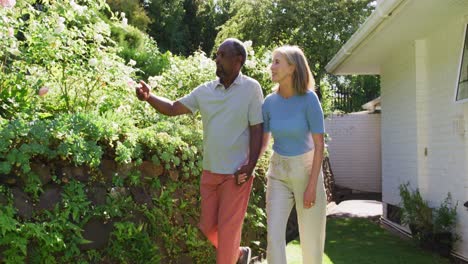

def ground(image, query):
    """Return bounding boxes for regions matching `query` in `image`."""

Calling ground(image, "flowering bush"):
[0,1,271,262]
[0,0,140,117]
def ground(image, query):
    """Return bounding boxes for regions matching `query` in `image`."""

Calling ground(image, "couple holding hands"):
[136,38,326,264]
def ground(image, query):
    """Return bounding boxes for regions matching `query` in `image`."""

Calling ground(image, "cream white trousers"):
[266,150,326,264]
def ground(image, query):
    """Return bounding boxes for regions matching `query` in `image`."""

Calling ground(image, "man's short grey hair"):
[223,38,247,66]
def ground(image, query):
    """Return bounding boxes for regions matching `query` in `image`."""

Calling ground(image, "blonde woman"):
[250,45,326,263]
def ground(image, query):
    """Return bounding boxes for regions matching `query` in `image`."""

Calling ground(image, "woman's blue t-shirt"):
[262,90,325,156]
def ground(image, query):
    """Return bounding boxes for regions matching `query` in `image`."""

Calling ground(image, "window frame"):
[454,23,468,103]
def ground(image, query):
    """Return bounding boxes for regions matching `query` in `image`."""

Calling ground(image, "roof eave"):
[325,0,406,75]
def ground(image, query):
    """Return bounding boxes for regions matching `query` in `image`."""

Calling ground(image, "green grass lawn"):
[259,218,450,264]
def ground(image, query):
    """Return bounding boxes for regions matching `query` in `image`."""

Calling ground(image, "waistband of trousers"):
[271,149,314,162]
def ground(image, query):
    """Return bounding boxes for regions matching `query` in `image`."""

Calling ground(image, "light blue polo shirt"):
[262,90,324,156]
[179,73,264,174]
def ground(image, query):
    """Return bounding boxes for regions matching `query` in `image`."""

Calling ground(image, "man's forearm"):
[145,94,177,116]
[248,123,263,167]
[145,94,191,116]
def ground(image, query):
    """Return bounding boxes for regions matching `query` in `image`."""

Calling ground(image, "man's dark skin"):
[136,40,263,184]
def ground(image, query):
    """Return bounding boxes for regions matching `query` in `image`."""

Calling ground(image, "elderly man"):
[135,38,263,264]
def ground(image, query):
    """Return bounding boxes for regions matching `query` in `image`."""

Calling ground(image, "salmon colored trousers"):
[198,170,254,264]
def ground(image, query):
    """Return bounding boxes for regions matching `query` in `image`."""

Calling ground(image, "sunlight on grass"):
[257,218,450,264]
[285,241,301,264]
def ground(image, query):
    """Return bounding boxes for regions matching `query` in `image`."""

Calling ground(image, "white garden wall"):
[325,112,381,193]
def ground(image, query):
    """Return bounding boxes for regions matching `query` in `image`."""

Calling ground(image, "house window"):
[455,24,468,102]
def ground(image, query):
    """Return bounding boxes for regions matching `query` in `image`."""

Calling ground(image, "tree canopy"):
[216,0,376,100]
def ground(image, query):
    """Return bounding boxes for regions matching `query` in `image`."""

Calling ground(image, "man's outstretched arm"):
[136,80,191,116]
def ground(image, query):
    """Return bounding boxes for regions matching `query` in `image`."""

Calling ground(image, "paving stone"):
[99,159,117,182]
[327,200,382,218]
[80,218,113,250]
[139,161,164,179]
[11,187,33,219]
[86,186,107,206]
[130,186,153,207]
[72,166,91,182]
[37,184,62,211]
[30,163,52,185]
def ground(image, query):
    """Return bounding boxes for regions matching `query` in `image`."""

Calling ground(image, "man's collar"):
[215,72,243,89]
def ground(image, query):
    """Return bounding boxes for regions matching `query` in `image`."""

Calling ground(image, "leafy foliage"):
[146,0,231,56]
[107,222,161,263]
[216,0,379,110]
[0,0,140,117]
[399,183,459,254]
[106,0,152,31]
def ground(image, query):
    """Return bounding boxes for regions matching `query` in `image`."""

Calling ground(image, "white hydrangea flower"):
[9,47,20,56]
[58,17,65,24]
[262,52,272,65]
[128,59,136,66]
[116,104,131,114]
[49,39,61,49]
[126,77,138,88]
[243,40,252,49]
[94,34,104,43]
[122,17,128,26]
[94,22,110,36]
[55,23,65,33]
[89,58,98,67]
[70,0,87,15]
[148,76,163,88]
[245,59,256,68]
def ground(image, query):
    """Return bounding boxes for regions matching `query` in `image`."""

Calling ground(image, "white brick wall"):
[381,15,468,258]
[381,42,418,206]
[325,112,381,192]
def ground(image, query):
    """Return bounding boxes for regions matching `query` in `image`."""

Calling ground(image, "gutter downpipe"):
[325,0,406,74]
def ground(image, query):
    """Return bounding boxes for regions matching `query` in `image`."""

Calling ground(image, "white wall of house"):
[325,112,381,193]
[380,15,468,257]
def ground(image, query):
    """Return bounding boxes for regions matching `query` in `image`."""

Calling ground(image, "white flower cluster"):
[243,40,257,68]
[94,33,104,43]
[148,76,163,89]
[121,12,128,27]
[70,0,87,16]
[93,22,110,44]
[128,59,136,66]
[89,58,98,67]
[55,17,66,34]
[126,77,138,89]
[196,51,215,69]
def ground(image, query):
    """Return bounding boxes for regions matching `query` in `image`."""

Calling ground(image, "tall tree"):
[216,0,376,102]
[107,0,152,31]
[146,0,231,56]
[146,0,187,54]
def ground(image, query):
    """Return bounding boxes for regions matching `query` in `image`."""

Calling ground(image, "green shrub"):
[399,183,458,256]
[106,222,160,264]
[0,1,269,262]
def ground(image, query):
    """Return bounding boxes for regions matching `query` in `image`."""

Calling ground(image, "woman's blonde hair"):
[272,45,315,95]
